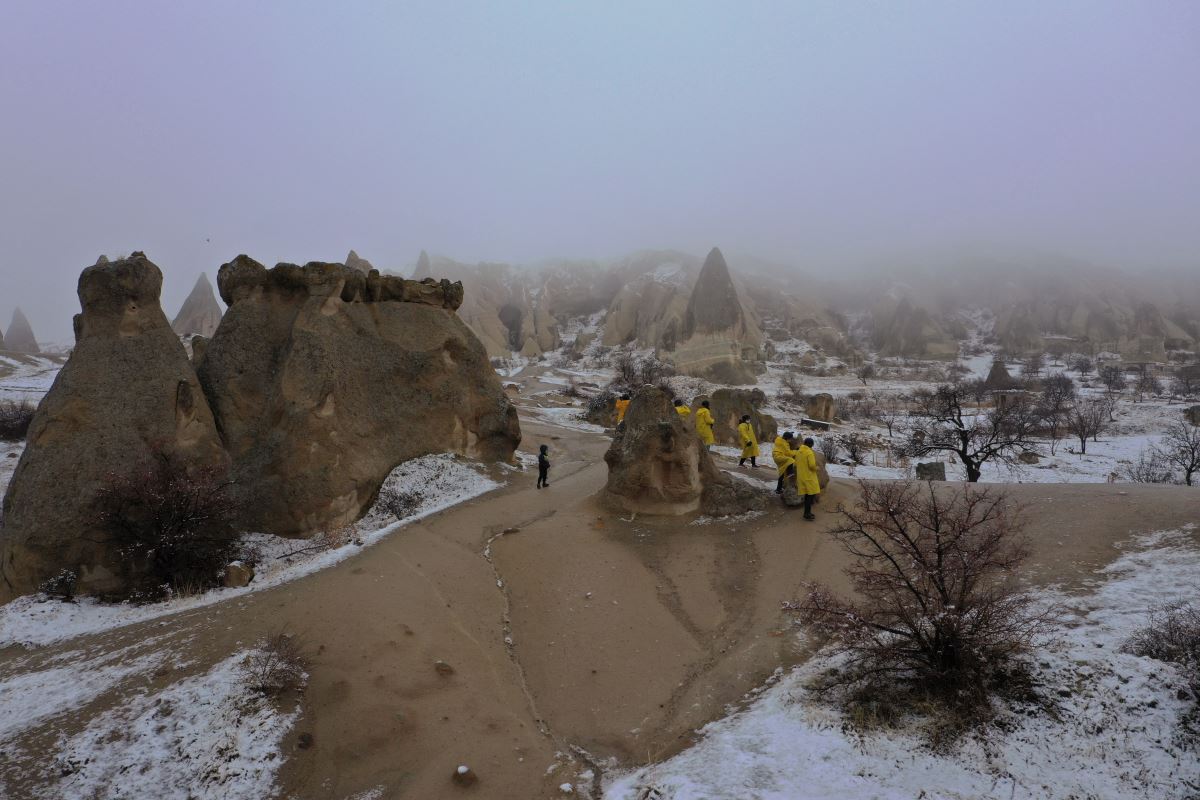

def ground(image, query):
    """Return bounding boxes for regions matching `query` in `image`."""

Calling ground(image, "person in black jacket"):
[537,444,551,488]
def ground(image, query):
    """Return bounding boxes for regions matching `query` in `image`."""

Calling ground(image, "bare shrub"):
[1122,448,1176,484]
[612,350,639,386]
[855,363,876,386]
[95,451,239,601]
[781,373,806,406]
[818,435,839,463]
[38,569,79,601]
[0,400,35,441]
[788,481,1050,734]
[373,485,424,519]
[244,632,309,697]
[1122,601,1200,694]
[837,432,868,465]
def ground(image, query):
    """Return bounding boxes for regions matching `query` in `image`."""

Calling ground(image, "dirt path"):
[2,405,1198,799]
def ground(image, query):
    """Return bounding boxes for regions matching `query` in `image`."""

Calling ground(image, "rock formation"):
[694,388,777,446]
[4,308,39,353]
[415,249,432,277]
[345,249,374,274]
[171,273,223,338]
[0,253,228,601]
[672,248,763,383]
[781,452,830,507]
[805,393,837,423]
[982,360,1021,391]
[602,387,764,516]
[196,256,519,537]
[869,296,959,358]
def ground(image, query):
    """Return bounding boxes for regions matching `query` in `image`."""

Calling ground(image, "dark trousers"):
[775,464,795,493]
[537,466,549,488]
[803,493,814,518]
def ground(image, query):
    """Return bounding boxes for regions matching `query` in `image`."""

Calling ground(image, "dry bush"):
[837,432,868,465]
[818,435,839,463]
[38,569,78,601]
[788,481,1051,738]
[374,485,424,519]
[781,373,806,406]
[95,451,239,602]
[1123,601,1200,681]
[0,400,35,441]
[1123,448,1176,484]
[561,379,583,399]
[244,632,309,697]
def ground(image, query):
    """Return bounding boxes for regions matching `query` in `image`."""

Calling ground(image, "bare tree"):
[1022,352,1045,379]
[1134,372,1163,402]
[1170,364,1200,400]
[896,383,1041,482]
[855,363,877,386]
[1158,419,1200,486]
[788,481,1048,710]
[1035,373,1075,454]
[1073,356,1094,379]
[874,393,907,438]
[1098,364,1127,394]
[1065,398,1107,455]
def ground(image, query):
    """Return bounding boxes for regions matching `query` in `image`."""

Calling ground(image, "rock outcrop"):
[0,254,228,601]
[869,296,959,359]
[694,388,777,447]
[806,393,837,423]
[196,256,519,537]
[171,273,223,338]
[672,248,763,383]
[4,308,39,353]
[602,387,764,516]
[982,360,1021,391]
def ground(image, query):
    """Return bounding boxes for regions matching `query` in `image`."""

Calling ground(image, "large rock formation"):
[171,273,223,338]
[869,295,959,359]
[694,388,777,447]
[0,254,228,601]
[672,248,763,383]
[602,387,764,516]
[4,308,39,353]
[196,257,519,537]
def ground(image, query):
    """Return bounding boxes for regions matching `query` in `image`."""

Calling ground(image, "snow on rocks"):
[604,529,1200,800]
[0,453,499,649]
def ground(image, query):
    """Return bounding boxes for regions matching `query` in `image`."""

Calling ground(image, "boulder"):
[197,256,519,537]
[171,273,223,338]
[781,450,830,507]
[806,393,837,423]
[1018,450,1040,465]
[982,359,1021,391]
[0,253,229,601]
[4,308,39,353]
[222,561,254,588]
[601,387,764,516]
[695,388,777,446]
[915,461,946,481]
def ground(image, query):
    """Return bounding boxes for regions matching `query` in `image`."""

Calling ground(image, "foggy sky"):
[2,1,1198,341]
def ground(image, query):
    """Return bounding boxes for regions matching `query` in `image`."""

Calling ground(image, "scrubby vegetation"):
[0,399,35,441]
[789,481,1051,741]
[94,452,240,601]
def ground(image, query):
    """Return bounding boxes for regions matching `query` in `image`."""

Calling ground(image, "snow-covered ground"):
[0,453,500,648]
[605,526,1200,800]
[0,353,62,403]
[2,646,304,800]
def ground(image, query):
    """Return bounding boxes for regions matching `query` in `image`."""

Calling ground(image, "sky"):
[1,1,1198,341]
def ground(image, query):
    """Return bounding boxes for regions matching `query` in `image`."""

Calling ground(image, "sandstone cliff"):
[4,308,40,353]
[672,248,764,383]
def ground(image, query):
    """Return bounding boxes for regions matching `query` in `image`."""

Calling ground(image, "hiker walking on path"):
[738,414,759,467]
[536,444,551,489]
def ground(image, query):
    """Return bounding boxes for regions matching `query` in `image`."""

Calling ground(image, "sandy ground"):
[2,398,1198,799]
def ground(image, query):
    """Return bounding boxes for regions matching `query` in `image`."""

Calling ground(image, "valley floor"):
[1,365,1198,799]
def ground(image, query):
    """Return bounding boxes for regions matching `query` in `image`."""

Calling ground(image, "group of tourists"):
[554,393,822,520]
[771,432,821,520]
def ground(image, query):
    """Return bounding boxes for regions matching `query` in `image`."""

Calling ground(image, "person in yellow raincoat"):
[695,400,715,450]
[795,436,821,520]
[673,398,691,418]
[614,393,631,426]
[772,431,798,494]
[737,414,759,467]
